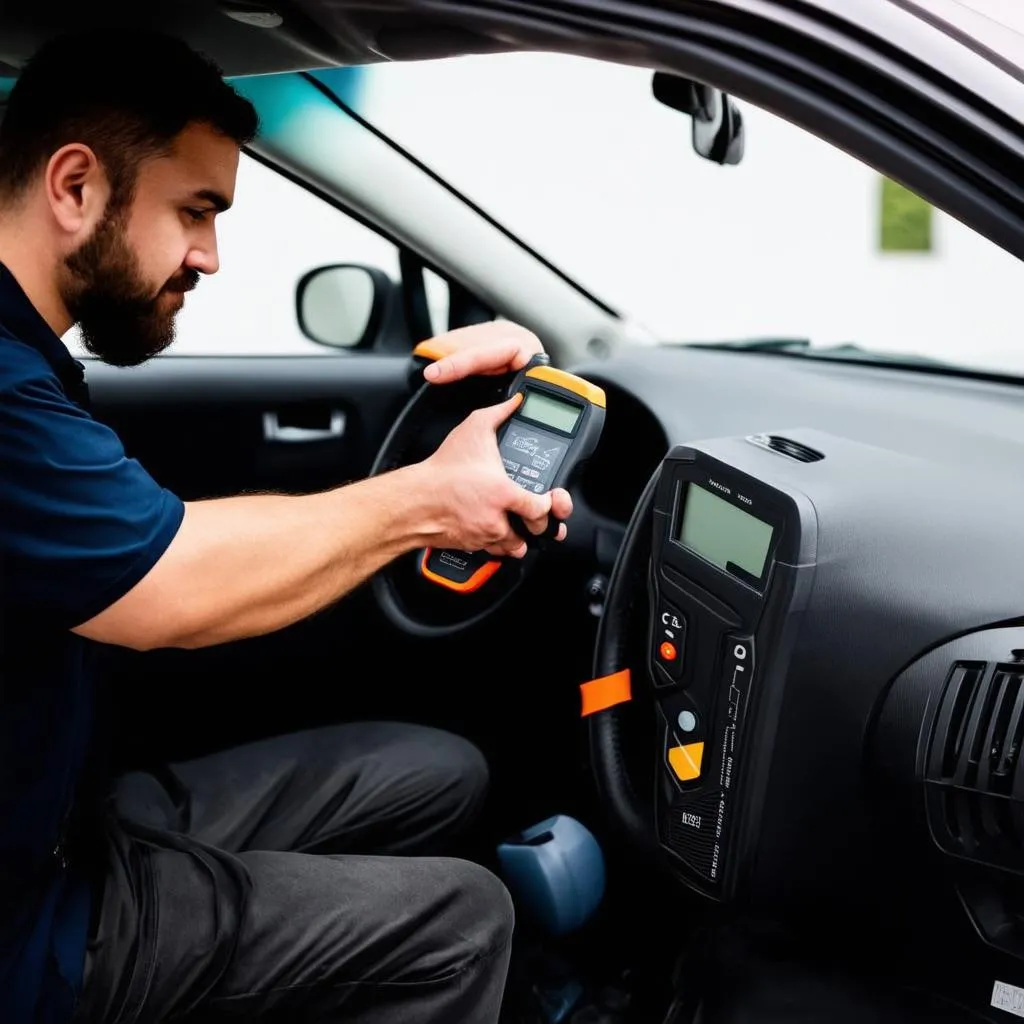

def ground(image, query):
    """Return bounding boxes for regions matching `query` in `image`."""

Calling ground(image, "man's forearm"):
[75,464,442,650]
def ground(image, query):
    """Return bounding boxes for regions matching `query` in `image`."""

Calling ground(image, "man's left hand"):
[422,322,543,385]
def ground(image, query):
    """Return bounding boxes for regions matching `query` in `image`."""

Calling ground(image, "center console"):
[590,426,1024,1019]
[646,441,817,899]
[632,428,1024,926]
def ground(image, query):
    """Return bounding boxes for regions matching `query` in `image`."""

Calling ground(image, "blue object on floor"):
[496,814,606,936]
[536,977,584,1023]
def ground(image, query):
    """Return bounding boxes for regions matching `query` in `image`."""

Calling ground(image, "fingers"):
[515,487,573,541]
[513,516,567,544]
[550,487,573,523]
[424,339,522,383]
[504,479,553,522]
[514,516,567,544]
[478,486,570,558]
[471,393,524,429]
[485,539,529,559]
[421,323,543,384]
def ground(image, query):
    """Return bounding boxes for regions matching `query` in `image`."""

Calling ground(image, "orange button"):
[668,742,704,782]
[659,641,677,662]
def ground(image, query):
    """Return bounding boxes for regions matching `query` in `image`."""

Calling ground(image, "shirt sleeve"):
[0,372,185,629]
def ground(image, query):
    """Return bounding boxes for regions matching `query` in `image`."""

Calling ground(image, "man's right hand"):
[75,394,573,652]
[419,394,573,559]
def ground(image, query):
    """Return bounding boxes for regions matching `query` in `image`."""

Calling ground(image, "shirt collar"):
[0,263,89,408]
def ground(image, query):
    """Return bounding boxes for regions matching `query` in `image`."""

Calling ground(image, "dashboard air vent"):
[746,434,825,463]
[925,661,1024,869]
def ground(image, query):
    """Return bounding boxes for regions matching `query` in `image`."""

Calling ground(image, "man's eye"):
[184,208,209,223]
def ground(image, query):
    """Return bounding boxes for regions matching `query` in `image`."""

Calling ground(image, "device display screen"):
[519,390,582,433]
[677,484,774,579]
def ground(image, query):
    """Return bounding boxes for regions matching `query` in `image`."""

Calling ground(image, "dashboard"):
[573,346,1024,515]
[563,343,1024,578]
[86,341,1024,1014]
[563,345,1024,1015]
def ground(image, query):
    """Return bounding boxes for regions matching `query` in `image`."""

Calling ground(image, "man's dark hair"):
[0,30,259,206]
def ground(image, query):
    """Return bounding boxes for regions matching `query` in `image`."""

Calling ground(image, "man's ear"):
[44,144,110,235]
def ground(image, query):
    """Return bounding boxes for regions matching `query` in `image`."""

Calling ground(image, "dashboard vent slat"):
[746,433,825,463]
[926,661,1024,869]
[986,672,1024,795]
[964,671,1001,787]
[932,662,986,778]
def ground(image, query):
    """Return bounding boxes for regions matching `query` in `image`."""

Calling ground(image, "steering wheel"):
[588,455,780,885]
[368,365,548,638]
[587,466,663,856]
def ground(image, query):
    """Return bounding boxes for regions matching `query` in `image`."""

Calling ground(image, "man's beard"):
[61,210,198,368]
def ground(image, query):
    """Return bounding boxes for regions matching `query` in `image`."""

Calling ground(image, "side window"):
[180,155,406,356]
[423,267,451,337]
[66,154,412,357]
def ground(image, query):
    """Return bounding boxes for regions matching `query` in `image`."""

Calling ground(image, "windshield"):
[338,54,1024,377]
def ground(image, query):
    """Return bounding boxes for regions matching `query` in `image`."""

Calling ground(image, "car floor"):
[498,875,998,1024]
[497,847,686,1023]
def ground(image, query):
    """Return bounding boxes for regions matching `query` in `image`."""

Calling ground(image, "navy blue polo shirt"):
[0,265,185,1022]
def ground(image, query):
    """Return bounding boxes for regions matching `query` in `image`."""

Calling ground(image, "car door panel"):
[87,354,412,499]
[87,353,424,771]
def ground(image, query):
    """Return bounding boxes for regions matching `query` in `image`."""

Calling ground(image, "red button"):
[659,641,677,662]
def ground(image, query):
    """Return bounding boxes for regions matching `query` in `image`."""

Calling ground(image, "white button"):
[677,710,697,733]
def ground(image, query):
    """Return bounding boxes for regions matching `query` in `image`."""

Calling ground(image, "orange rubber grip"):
[412,338,458,362]
[419,549,502,593]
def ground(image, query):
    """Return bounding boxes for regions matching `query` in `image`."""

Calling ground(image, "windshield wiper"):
[685,337,955,368]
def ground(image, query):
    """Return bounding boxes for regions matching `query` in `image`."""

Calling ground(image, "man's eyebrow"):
[191,188,231,213]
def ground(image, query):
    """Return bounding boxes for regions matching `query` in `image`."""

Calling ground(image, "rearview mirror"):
[651,72,745,165]
[296,263,392,349]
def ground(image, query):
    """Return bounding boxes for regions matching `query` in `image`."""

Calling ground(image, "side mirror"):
[651,72,745,166]
[296,263,392,349]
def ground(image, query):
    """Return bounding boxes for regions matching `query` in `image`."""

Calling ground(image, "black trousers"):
[74,723,515,1023]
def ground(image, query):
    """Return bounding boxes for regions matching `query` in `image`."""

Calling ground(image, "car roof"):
[0,0,1020,100]
[0,0,519,77]
[0,0,1008,74]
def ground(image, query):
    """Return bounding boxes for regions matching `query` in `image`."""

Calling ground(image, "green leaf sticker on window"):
[879,177,933,252]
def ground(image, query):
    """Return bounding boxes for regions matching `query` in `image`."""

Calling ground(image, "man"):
[0,30,573,1024]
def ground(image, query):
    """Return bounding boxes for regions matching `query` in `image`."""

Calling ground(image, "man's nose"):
[185,241,219,276]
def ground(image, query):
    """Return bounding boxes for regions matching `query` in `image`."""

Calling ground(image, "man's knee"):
[424,730,489,828]
[428,858,515,973]
[369,725,490,849]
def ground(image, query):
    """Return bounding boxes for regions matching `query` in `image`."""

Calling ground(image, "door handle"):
[262,410,346,443]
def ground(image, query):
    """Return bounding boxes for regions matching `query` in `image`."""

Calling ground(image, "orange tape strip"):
[580,669,632,717]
